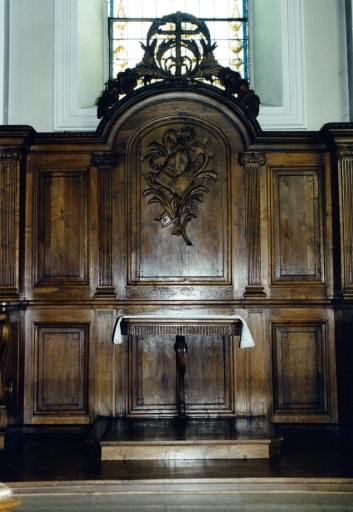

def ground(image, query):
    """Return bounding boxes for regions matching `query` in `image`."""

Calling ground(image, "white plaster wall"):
[0,0,6,124]
[303,0,349,129]
[7,0,55,131]
[2,0,350,132]
[77,0,105,109]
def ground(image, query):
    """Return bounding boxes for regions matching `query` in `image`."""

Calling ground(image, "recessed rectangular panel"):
[35,325,88,414]
[36,170,88,283]
[273,324,327,414]
[128,334,233,417]
[184,335,232,414]
[128,121,229,284]
[272,169,323,282]
[129,335,177,415]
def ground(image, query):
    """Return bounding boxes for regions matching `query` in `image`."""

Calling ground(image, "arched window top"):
[98,6,258,121]
[108,0,248,80]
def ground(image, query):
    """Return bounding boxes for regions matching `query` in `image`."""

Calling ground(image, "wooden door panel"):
[128,334,233,417]
[36,169,88,284]
[272,324,327,416]
[271,169,323,282]
[129,335,177,416]
[184,335,232,414]
[34,325,88,417]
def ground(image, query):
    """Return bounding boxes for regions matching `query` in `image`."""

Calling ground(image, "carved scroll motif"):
[240,152,267,297]
[92,153,119,298]
[97,12,260,120]
[141,126,218,246]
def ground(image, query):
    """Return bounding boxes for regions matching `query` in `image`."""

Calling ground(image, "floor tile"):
[314,492,353,510]
[240,492,321,512]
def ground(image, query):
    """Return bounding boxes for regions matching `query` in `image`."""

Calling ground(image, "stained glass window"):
[107,0,248,81]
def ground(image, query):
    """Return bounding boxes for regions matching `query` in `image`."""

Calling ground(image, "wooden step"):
[88,417,282,461]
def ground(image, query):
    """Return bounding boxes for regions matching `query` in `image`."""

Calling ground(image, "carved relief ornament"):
[92,153,119,168]
[0,149,21,161]
[97,12,260,120]
[337,146,353,159]
[240,152,267,167]
[141,126,218,246]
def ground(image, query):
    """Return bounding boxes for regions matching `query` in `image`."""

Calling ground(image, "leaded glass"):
[107,0,248,80]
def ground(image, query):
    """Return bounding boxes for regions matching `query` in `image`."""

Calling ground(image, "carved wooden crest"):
[141,126,217,246]
[97,12,260,119]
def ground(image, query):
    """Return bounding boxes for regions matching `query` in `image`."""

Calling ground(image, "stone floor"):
[12,489,353,512]
[1,424,353,511]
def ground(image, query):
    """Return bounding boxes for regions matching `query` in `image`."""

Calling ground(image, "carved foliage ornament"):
[141,126,217,246]
[97,12,260,119]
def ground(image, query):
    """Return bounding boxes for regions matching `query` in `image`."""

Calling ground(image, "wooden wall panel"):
[0,310,24,426]
[184,335,232,415]
[129,335,177,416]
[1,94,348,430]
[36,169,88,284]
[34,325,88,418]
[128,334,233,417]
[272,323,327,417]
[337,150,353,296]
[234,309,270,417]
[271,169,323,283]
[0,151,21,298]
[95,310,118,417]
[128,121,229,284]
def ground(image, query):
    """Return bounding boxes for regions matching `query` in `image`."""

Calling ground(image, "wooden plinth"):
[89,417,282,461]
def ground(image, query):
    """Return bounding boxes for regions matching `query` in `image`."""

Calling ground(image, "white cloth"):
[112,314,255,348]
[0,483,13,500]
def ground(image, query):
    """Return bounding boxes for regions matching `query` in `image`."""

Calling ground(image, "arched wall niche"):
[97,85,261,301]
[96,83,262,149]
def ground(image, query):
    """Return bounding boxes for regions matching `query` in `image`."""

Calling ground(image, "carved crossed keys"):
[141,126,218,245]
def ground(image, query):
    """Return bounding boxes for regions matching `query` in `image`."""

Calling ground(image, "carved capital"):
[240,152,266,167]
[337,146,353,159]
[0,149,21,161]
[92,153,119,168]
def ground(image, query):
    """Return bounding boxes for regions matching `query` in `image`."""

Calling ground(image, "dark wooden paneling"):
[128,121,229,284]
[128,334,233,417]
[129,334,177,416]
[337,152,353,296]
[34,325,88,416]
[2,93,349,429]
[271,169,323,283]
[36,169,88,284]
[272,323,327,416]
[184,335,233,415]
[0,153,21,297]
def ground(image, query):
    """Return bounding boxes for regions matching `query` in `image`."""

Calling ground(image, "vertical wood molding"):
[241,152,267,298]
[92,154,118,299]
[0,312,10,412]
[0,150,21,298]
[337,147,353,296]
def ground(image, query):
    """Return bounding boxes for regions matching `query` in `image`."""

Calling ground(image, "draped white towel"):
[0,483,13,500]
[112,315,255,348]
